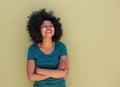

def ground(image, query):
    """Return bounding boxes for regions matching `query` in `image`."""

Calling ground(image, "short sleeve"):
[60,43,68,56]
[27,46,35,60]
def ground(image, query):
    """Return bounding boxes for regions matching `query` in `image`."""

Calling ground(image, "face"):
[40,20,55,38]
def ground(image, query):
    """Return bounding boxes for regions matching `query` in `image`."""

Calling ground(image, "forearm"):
[36,68,69,78]
[36,56,69,78]
[28,73,50,82]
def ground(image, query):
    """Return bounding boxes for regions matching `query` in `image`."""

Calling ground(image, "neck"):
[40,38,54,48]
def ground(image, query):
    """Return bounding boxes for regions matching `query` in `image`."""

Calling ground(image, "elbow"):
[28,77,34,82]
[62,69,69,78]
[63,67,69,78]
[65,73,68,77]
[63,71,68,78]
[27,75,35,82]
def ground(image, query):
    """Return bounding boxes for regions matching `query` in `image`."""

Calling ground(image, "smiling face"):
[40,20,55,38]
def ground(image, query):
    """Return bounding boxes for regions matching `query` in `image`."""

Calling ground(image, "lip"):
[46,30,52,34]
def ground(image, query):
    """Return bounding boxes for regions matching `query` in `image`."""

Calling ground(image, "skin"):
[27,20,69,82]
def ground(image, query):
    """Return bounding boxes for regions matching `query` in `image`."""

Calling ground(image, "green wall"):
[0,0,120,87]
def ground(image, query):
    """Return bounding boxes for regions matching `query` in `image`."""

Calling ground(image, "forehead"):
[42,20,53,25]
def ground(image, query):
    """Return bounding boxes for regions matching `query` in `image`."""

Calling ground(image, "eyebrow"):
[41,23,53,26]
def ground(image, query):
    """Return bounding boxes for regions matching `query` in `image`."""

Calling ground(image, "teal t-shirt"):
[27,42,68,87]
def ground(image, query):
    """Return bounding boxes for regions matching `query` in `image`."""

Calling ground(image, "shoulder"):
[28,43,36,50]
[56,41,66,46]
[56,41,67,49]
[56,42,68,55]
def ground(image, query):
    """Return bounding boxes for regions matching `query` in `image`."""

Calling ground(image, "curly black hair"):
[26,9,63,43]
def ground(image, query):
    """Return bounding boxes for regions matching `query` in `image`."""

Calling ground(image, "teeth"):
[46,31,52,33]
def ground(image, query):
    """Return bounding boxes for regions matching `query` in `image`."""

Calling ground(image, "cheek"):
[52,28,55,34]
[40,29,46,36]
[41,28,45,33]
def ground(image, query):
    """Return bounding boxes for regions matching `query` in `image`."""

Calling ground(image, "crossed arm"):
[26,56,69,82]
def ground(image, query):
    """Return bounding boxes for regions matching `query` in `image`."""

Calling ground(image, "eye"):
[41,25,47,28]
[49,25,54,28]
[41,25,54,28]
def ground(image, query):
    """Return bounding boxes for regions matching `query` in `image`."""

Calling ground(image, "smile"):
[46,30,52,33]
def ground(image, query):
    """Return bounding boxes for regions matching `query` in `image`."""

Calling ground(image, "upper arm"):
[27,45,36,76]
[60,42,68,56]
[27,60,36,79]
[60,55,68,61]
[60,42,69,65]
[59,56,69,77]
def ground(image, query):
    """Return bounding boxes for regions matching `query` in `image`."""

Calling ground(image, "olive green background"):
[0,0,120,87]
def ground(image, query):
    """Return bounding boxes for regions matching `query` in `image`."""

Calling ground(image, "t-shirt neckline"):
[35,42,57,56]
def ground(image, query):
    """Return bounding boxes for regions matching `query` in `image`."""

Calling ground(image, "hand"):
[57,59,69,70]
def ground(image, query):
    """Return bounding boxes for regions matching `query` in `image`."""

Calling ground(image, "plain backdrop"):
[0,0,120,87]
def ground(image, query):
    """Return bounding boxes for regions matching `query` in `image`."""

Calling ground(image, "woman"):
[26,9,69,87]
